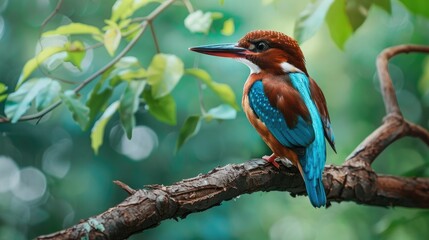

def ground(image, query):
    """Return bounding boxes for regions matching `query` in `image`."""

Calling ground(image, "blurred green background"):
[1,0,429,239]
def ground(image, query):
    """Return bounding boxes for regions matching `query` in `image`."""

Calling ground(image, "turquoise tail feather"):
[289,73,327,208]
[299,137,327,208]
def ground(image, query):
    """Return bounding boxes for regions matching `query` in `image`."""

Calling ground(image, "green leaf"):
[42,23,103,37]
[86,83,113,124]
[115,56,140,69]
[294,0,334,44]
[185,68,240,110]
[102,56,141,87]
[374,0,391,14]
[91,101,119,154]
[60,90,90,130]
[119,80,145,139]
[176,115,201,151]
[35,80,61,111]
[142,88,176,125]
[64,41,86,70]
[221,18,235,36]
[17,46,65,88]
[325,0,354,49]
[104,22,122,56]
[184,10,213,34]
[345,0,372,30]
[5,78,54,123]
[147,54,184,99]
[399,0,429,18]
[111,0,133,22]
[0,83,8,102]
[211,12,224,20]
[204,104,237,121]
[118,68,147,82]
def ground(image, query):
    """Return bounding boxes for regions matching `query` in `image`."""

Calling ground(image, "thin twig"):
[149,22,161,54]
[40,0,64,30]
[113,180,137,195]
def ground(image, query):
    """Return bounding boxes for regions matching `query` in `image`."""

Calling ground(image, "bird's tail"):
[298,145,327,208]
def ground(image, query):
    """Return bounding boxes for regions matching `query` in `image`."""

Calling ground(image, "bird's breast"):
[242,74,299,162]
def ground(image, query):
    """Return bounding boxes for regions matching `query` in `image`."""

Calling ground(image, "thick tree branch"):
[37,159,429,240]
[36,43,429,239]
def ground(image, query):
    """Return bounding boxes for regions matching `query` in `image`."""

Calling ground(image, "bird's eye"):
[255,42,269,52]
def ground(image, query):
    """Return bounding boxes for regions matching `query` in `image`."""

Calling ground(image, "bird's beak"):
[189,43,247,58]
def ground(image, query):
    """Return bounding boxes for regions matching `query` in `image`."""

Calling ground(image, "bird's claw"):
[262,154,280,169]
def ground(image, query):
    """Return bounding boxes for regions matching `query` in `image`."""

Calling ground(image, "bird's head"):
[190,30,308,76]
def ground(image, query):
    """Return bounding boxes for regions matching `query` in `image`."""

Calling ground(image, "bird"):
[189,30,336,208]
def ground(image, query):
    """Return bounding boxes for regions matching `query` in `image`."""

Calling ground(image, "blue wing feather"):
[248,80,315,148]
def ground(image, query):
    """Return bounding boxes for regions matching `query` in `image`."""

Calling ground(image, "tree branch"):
[36,43,429,239]
[37,159,429,240]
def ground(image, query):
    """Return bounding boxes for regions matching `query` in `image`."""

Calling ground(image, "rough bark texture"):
[36,35,429,240]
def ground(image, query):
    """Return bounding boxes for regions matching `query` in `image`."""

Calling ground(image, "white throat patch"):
[235,58,261,74]
[280,62,304,73]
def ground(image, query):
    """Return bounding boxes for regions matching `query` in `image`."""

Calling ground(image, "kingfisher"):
[189,30,335,208]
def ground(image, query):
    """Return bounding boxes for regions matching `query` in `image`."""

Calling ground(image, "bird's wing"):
[248,79,315,148]
[309,78,336,152]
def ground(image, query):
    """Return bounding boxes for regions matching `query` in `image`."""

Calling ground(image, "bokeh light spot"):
[397,90,422,123]
[110,125,158,161]
[12,167,47,202]
[0,155,20,192]
[42,139,72,178]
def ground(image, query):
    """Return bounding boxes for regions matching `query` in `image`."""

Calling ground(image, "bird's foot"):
[262,153,280,169]
[278,157,293,167]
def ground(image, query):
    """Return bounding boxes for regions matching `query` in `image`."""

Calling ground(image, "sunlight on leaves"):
[176,115,201,152]
[5,78,55,123]
[221,18,235,36]
[64,41,86,70]
[184,10,213,34]
[118,68,147,82]
[91,101,119,154]
[42,23,103,37]
[186,68,239,110]
[294,0,334,44]
[142,88,176,125]
[104,21,122,56]
[147,54,183,99]
[111,0,133,22]
[204,104,237,121]
[119,80,146,139]
[0,83,8,102]
[211,12,224,20]
[325,0,353,49]
[17,46,64,88]
[61,90,90,130]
